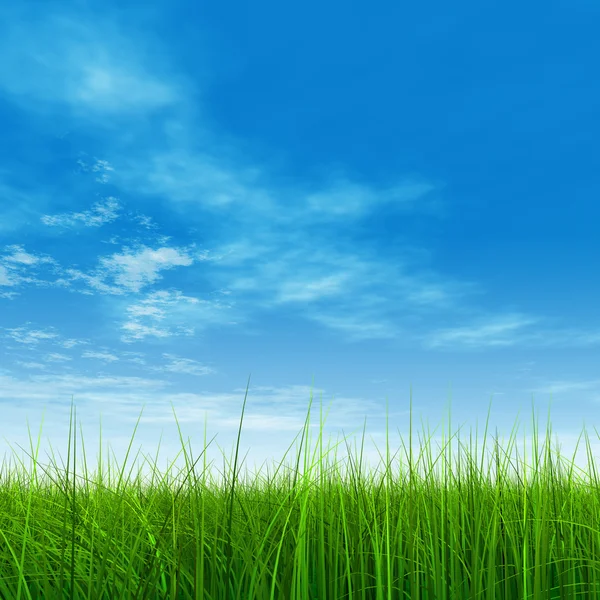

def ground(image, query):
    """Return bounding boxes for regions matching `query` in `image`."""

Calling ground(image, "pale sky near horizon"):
[1,0,599,490]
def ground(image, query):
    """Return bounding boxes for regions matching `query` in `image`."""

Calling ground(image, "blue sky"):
[1,0,599,489]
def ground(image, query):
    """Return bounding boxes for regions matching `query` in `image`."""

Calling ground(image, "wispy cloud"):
[0,5,186,119]
[41,196,120,228]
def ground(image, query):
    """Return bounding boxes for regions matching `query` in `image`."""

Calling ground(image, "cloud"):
[4,325,61,346]
[0,245,61,297]
[0,6,186,119]
[41,196,121,228]
[97,246,194,292]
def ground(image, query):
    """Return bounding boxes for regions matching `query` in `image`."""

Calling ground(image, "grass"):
[0,375,600,599]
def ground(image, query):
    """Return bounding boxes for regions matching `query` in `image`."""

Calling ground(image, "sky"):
[1,0,600,492]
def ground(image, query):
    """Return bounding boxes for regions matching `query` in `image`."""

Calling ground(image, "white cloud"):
[81,351,120,363]
[4,325,60,346]
[41,197,121,228]
[0,264,17,287]
[0,8,186,117]
[98,246,194,292]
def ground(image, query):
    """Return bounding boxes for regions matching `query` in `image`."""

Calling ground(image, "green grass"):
[1,374,600,599]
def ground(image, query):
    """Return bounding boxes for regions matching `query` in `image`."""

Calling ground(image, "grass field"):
[0,374,600,599]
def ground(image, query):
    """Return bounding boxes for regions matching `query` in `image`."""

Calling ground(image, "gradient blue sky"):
[1,0,599,489]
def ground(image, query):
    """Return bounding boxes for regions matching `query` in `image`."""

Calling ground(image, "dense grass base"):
[1,375,600,599]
